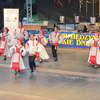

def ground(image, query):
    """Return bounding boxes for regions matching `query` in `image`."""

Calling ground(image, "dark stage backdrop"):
[37,0,99,23]
[37,0,80,23]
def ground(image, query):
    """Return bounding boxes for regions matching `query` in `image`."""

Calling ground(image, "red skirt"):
[0,48,5,55]
[89,56,96,64]
[11,53,20,70]
[11,62,20,70]
[0,40,6,55]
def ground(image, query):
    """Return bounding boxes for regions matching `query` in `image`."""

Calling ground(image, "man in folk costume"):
[10,38,26,75]
[0,27,9,60]
[49,26,61,61]
[87,32,100,69]
[25,34,37,72]
[25,33,49,72]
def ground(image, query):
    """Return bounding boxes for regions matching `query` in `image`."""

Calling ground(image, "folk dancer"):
[25,34,49,72]
[10,38,26,75]
[49,26,61,61]
[87,32,100,69]
[25,34,38,72]
[0,27,9,60]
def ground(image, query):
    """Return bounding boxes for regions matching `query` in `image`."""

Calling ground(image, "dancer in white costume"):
[87,32,100,69]
[10,38,26,75]
[49,26,60,61]
[49,26,76,61]
[26,34,49,72]
[36,29,48,63]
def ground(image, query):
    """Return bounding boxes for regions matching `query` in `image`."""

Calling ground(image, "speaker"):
[90,17,96,24]
[75,16,79,24]
[59,16,65,24]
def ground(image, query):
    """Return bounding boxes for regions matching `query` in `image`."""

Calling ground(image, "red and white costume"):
[10,39,26,71]
[87,33,100,65]
[26,39,49,60]
[37,34,48,46]
[36,29,48,46]
[49,31,61,46]
[0,27,9,55]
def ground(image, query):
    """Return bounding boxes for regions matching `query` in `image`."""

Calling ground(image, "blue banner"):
[59,32,94,48]
[26,30,94,48]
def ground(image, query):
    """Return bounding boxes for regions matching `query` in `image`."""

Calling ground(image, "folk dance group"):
[0,26,99,76]
[0,26,65,75]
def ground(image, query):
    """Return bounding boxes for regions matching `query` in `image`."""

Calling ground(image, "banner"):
[59,32,94,48]
[26,30,94,48]
[4,8,19,32]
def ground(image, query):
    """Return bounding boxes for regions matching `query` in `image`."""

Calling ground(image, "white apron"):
[37,43,49,60]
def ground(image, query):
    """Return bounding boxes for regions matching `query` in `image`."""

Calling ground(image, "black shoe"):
[54,58,58,61]
[30,70,34,73]
[18,70,21,73]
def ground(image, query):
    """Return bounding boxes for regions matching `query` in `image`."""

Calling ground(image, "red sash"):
[35,51,40,57]
[54,32,59,46]
[54,42,59,46]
